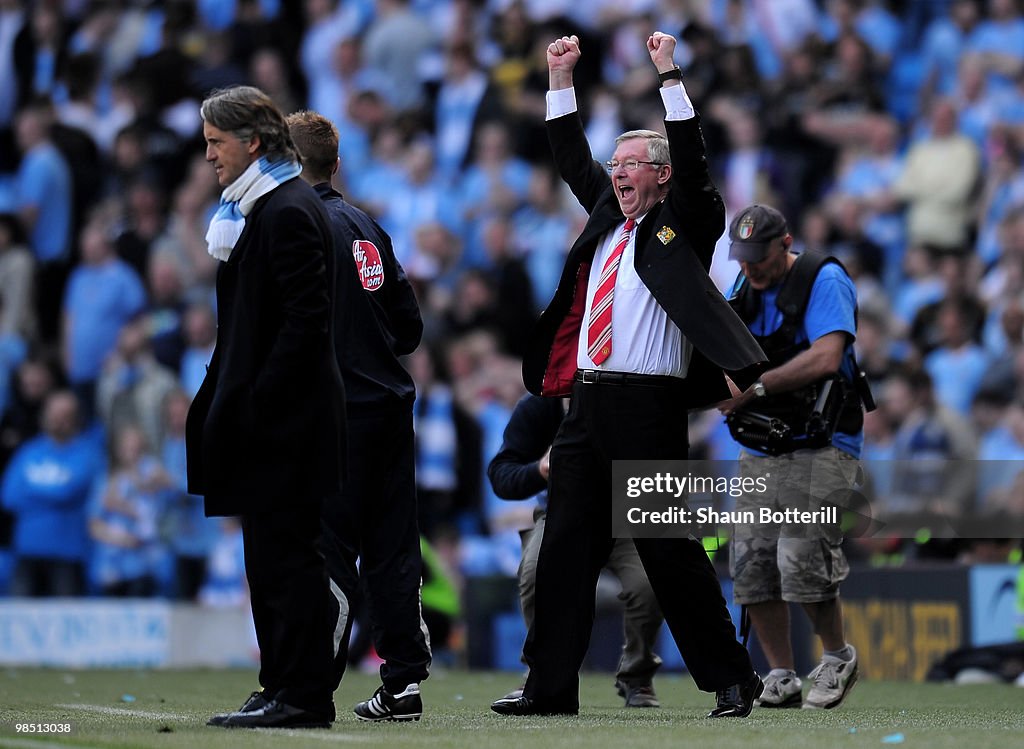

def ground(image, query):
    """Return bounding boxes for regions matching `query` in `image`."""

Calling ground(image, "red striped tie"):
[587,218,635,365]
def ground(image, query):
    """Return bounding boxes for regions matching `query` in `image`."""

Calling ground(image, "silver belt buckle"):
[579,369,598,384]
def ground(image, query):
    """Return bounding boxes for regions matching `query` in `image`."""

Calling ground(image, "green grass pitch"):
[1,669,1021,749]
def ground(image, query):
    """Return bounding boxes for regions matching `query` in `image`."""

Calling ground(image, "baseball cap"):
[728,204,788,263]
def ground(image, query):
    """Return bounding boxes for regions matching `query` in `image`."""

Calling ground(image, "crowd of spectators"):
[0,0,1022,633]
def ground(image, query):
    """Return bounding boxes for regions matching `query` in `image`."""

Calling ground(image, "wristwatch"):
[657,66,682,83]
[752,379,767,398]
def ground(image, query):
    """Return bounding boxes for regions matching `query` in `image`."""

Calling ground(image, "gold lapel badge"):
[657,226,676,245]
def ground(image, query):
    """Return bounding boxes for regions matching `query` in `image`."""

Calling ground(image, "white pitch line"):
[56,703,192,721]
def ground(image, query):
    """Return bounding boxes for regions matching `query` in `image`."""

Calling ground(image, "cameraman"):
[718,204,864,710]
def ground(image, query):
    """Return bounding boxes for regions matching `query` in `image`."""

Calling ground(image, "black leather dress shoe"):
[490,695,578,716]
[217,699,332,729]
[207,691,271,726]
[707,673,764,718]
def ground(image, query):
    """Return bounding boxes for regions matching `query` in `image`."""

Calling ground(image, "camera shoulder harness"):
[727,251,873,455]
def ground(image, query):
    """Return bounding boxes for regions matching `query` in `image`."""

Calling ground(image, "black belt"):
[574,369,683,388]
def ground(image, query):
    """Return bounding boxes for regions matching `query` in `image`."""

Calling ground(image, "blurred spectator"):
[807,30,886,124]
[0,355,59,547]
[954,53,1003,149]
[909,254,985,355]
[15,97,73,343]
[831,115,904,268]
[12,1,68,109]
[67,0,161,82]
[143,252,187,372]
[460,357,528,577]
[488,1,543,121]
[406,221,464,329]
[407,345,482,539]
[892,244,945,329]
[1,390,101,596]
[363,0,438,112]
[198,517,246,607]
[0,356,59,465]
[61,210,147,420]
[55,52,134,154]
[922,297,990,414]
[345,117,403,213]
[114,178,168,281]
[979,294,1024,391]
[712,105,784,216]
[102,122,148,199]
[711,0,820,82]
[885,366,978,516]
[0,293,26,429]
[299,0,367,124]
[888,101,981,252]
[855,307,903,388]
[762,41,836,207]
[306,36,384,167]
[190,29,246,96]
[975,126,1024,266]
[966,0,1024,94]
[920,0,982,101]
[149,153,220,288]
[119,4,200,144]
[442,268,501,347]
[480,215,537,357]
[457,121,531,267]
[248,46,303,120]
[379,139,461,266]
[433,41,505,180]
[234,0,294,64]
[0,212,35,340]
[87,422,172,597]
[179,301,216,399]
[512,164,574,305]
[977,397,1024,504]
[96,318,178,454]
[160,389,216,600]
[0,0,24,131]
[827,196,887,289]
[980,204,1024,304]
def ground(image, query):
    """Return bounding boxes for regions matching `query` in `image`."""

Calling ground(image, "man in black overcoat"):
[186,86,346,730]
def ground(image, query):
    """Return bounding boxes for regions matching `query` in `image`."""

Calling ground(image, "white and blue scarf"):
[205,156,302,261]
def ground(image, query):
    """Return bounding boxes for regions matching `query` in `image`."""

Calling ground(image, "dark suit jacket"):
[523,111,766,409]
[185,177,346,516]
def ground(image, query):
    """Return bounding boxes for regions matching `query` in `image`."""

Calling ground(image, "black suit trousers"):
[522,380,753,709]
[241,506,336,717]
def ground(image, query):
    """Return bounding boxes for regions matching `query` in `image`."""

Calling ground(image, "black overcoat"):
[185,177,346,515]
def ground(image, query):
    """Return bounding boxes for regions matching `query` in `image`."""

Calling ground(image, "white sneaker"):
[803,646,858,709]
[754,671,802,708]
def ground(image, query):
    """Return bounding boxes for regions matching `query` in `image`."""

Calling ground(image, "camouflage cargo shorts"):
[729,447,858,605]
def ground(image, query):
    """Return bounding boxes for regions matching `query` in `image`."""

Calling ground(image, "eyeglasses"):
[604,159,664,174]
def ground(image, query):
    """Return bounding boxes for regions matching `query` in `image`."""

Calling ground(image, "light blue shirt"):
[16,143,72,263]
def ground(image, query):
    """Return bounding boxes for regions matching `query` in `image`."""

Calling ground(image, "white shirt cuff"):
[546,87,578,120]
[661,83,695,121]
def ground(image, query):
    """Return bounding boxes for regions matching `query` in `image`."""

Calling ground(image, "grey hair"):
[200,85,299,163]
[615,129,670,166]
